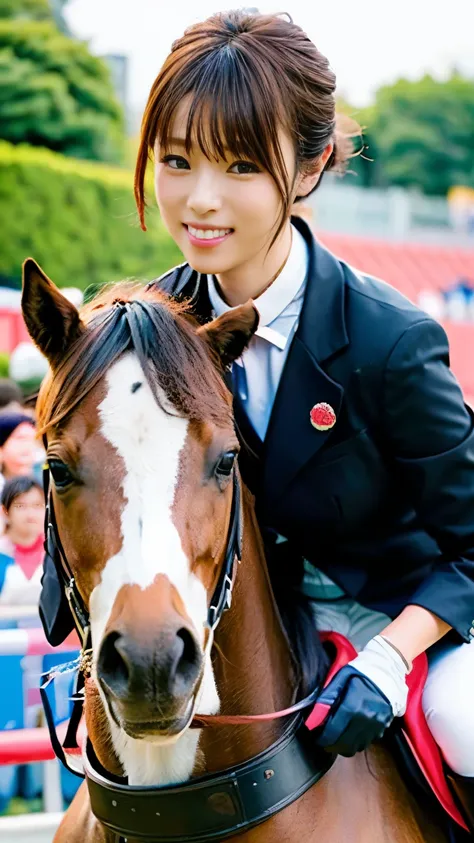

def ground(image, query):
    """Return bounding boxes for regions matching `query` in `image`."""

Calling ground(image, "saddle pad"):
[305,631,468,832]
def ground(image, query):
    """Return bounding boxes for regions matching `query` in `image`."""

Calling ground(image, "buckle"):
[65,577,75,603]
[208,573,234,631]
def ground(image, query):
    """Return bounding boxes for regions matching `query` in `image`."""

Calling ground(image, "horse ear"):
[198,301,259,369]
[22,258,85,367]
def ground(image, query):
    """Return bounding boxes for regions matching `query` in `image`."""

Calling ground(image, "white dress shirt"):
[208,224,345,601]
[208,223,308,441]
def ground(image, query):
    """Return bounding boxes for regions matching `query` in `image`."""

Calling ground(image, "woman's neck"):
[215,221,292,307]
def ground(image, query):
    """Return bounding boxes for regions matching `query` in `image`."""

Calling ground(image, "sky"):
[66,0,474,119]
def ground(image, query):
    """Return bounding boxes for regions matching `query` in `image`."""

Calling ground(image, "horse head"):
[22,259,258,765]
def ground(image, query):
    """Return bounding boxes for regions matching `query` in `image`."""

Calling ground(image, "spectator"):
[0,379,23,412]
[9,342,48,400]
[0,413,38,494]
[0,476,44,605]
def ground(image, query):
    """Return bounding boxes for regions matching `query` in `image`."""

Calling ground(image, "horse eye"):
[216,451,237,478]
[48,459,74,488]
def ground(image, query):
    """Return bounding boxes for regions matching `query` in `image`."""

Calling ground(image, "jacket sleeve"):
[145,264,197,298]
[383,318,474,642]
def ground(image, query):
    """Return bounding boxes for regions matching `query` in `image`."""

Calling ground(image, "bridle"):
[41,441,323,724]
[40,442,336,843]
[41,444,243,656]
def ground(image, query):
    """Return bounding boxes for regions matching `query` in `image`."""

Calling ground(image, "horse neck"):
[199,487,301,773]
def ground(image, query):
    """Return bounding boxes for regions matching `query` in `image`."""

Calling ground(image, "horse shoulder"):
[230,745,448,843]
[53,781,107,843]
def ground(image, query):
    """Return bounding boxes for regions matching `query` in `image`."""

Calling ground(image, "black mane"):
[269,539,330,697]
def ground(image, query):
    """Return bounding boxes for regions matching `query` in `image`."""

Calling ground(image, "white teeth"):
[188,226,232,240]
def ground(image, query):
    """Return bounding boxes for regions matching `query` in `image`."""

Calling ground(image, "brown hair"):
[0,379,23,410]
[2,475,43,512]
[134,10,359,243]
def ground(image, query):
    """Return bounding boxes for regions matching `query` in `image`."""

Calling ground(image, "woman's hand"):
[311,635,410,757]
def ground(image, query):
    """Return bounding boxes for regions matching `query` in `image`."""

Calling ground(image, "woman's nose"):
[186,173,222,216]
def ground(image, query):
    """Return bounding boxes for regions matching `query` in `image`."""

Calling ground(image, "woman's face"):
[154,97,297,277]
[6,487,44,536]
[0,423,36,477]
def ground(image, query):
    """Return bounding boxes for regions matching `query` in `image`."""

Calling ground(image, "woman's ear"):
[197,301,259,370]
[295,141,334,199]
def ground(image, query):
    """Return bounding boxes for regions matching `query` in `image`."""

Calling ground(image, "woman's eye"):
[161,155,190,170]
[48,459,74,489]
[216,451,237,478]
[228,161,260,175]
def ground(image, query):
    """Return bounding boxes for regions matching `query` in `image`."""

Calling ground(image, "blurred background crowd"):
[0,0,473,834]
[0,386,45,607]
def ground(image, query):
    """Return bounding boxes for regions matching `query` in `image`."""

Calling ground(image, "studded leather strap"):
[85,718,334,843]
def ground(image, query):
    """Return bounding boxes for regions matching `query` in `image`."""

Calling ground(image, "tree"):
[0,7,124,163]
[336,98,384,189]
[366,74,474,196]
[0,0,52,21]
[0,0,70,30]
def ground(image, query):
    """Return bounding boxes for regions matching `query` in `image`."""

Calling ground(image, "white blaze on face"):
[89,353,219,784]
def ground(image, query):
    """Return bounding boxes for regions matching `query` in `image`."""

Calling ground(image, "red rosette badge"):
[310,402,336,431]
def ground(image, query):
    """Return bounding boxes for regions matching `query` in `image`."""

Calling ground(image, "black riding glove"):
[310,635,410,757]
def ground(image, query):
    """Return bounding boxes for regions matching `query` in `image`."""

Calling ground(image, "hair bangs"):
[184,49,285,175]
[135,21,293,235]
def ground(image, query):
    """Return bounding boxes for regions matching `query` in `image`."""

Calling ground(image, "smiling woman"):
[23,257,451,843]
[128,8,474,835]
[134,11,357,302]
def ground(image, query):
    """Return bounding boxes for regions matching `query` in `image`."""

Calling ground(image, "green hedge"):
[0,141,183,289]
[0,352,9,377]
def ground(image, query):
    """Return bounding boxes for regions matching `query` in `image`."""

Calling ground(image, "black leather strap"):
[207,470,242,628]
[40,662,86,779]
[85,718,334,842]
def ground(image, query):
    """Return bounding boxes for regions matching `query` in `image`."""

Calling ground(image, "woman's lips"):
[183,224,234,248]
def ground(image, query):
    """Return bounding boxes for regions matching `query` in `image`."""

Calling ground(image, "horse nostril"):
[97,631,130,697]
[173,627,201,687]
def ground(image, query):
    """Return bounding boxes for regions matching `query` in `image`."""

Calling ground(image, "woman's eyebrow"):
[167,137,187,147]
[166,136,232,155]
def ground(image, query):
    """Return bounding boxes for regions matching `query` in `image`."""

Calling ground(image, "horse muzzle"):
[96,625,203,737]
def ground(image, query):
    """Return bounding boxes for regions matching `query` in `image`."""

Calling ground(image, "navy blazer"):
[150,216,474,643]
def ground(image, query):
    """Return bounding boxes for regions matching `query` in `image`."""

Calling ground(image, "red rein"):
[191,632,357,729]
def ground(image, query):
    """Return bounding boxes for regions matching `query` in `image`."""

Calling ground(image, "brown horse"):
[22,259,449,843]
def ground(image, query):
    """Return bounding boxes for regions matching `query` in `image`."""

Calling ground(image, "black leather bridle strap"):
[85,718,335,843]
[42,441,90,646]
[207,469,242,629]
[42,457,241,643]
[40,448,243,776]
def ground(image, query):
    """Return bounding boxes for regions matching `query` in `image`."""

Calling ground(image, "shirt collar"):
[207,223,308,338]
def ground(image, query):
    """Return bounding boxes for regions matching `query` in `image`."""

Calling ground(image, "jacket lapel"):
[263,217,349,507]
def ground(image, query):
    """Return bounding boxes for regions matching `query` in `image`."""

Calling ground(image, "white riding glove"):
[349,634,410,717]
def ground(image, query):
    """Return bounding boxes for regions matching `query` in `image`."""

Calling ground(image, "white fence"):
[0,620,80,841]
[310,178,474,245]
[0,811,62,842]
